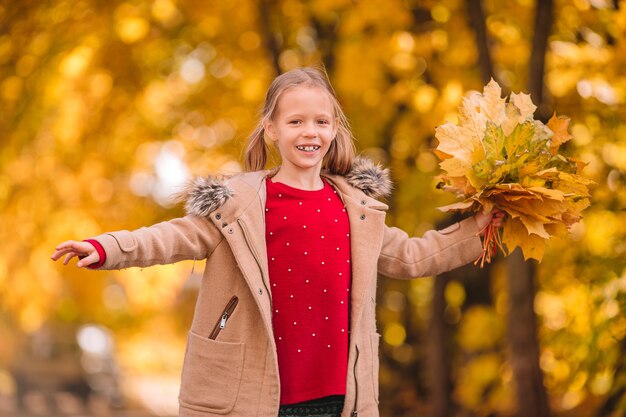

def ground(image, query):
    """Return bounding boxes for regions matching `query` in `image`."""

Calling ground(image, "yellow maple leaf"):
[518,215,551,239]
[574,159,589,175]
[459,93,488,142]
[481,79,506,125]
[547,113,574,155]
[502,102,521,136]
[438,176,477,197]
[502,218,547,261]
[545,222,570,239]
[440,157,473,178]
[434,149,453,160]
[540,171,593,197]
[435,122,474,157]
[506,198,564,220]
[437,200,475,212]
[500,203,544,220]
[526,186,565,201]
[510,92,537,121]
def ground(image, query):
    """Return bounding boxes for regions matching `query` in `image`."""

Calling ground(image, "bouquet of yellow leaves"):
[435,80,593,265]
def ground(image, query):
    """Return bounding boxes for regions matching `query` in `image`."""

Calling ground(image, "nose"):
[302,121,318,137]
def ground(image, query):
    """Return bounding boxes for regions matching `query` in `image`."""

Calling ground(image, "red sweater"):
[265,178,351,405]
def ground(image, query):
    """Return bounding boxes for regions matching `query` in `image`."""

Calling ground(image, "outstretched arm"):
[50,215,221,270]
[378,210,504,279]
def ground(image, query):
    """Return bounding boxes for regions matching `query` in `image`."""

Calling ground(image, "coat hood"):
[182,156,392,218]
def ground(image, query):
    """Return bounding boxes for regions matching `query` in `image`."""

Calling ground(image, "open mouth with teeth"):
[296,145,321,152]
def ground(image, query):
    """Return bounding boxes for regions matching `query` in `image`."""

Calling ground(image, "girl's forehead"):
[281,84,329,97]
[276,85,334,110]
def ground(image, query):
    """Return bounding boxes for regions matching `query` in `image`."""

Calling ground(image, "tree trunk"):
[258,0,282,75]
[528,0,554,120]
[428,273,454,417]
[309,15,340,74]
[466,0,495,85]
[506,250,550,417]
[503,2,554,417]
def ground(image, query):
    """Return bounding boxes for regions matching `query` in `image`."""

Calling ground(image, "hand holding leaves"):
[435,80,593,263]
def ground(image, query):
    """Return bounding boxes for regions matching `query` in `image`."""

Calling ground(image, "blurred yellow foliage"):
[1,1,625,416]
[458,306,505,351]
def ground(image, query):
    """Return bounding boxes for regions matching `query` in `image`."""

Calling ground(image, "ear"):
[264,120,276,142]
[332,117,339,140]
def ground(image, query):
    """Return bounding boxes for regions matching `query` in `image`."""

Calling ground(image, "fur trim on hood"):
[180,176,235,218]
[344,156,392,200]
[183,156,392,218]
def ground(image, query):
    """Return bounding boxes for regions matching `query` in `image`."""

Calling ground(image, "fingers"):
[50,240,97,267]
[476,209,506,232]
[77,252,100,268]
[490,210,505,228]
[50,248,74,261]
[474,211,492,231]
[51,241,78,261]
[63,252,78,265]
[51,241,77,257]
[54,240,83,253]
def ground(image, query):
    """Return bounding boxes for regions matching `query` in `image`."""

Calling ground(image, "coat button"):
[360,214,366,220]
[227,228,234,234]
[215,213,221,220]
[258,288,263,295]
[361,200,366,205]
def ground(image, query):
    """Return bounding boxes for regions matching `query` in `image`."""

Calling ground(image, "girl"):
[51,67,503,417]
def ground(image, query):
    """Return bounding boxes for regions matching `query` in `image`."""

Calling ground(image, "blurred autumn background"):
[1,0,625,416]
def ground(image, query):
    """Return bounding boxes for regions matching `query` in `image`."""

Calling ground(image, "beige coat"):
[91,158,483,417]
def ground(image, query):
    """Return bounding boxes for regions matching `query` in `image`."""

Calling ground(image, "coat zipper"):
[351,345,359,417]
[208,296,239,340]
[237,219,272,307]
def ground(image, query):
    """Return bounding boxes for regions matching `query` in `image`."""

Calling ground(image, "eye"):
[289,120,301,125]
[317,119,330,125]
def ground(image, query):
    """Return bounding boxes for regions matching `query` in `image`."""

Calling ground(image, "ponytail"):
[324,118,355,175]
[244,125,268,172]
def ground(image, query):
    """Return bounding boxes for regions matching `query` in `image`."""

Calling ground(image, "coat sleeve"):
[377,217,484,279]
[88,215,222,270]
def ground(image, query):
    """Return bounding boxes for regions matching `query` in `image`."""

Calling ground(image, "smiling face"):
[265,85,337,182]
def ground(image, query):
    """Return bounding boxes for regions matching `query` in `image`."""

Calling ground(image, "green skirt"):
[278,395,345,417]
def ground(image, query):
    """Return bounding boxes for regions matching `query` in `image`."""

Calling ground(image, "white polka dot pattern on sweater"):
[265,178,351,405]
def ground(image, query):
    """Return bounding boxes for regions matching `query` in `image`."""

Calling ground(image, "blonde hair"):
[244,67,355,175]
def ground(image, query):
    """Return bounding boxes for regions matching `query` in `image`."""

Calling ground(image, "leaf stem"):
[474,222,503,268]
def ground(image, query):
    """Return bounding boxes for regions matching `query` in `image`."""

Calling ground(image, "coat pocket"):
[179,331,245,414]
